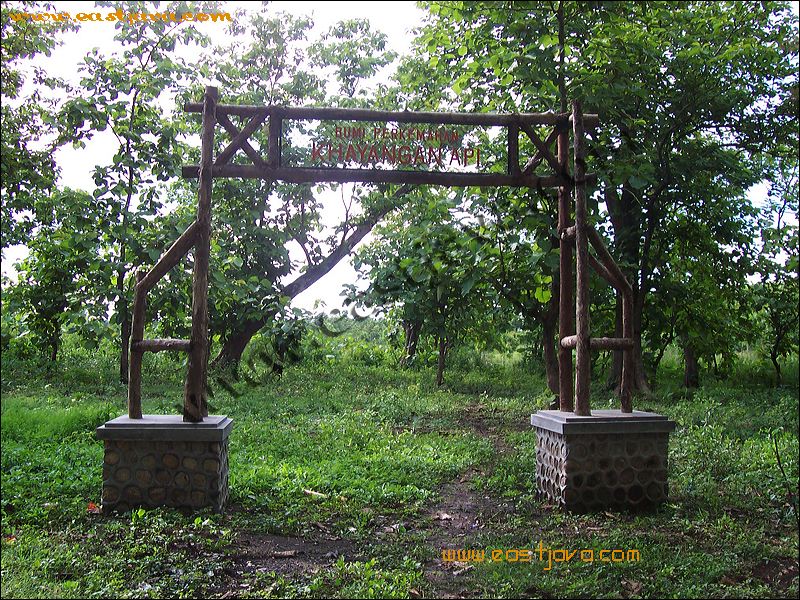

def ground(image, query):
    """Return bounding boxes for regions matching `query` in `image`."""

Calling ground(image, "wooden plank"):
[133,339,191,353]
[181,164,580,188]
[138,221,199,293]
[216,113,267,168]
[561,224,576,241]
[215,112,268,166]
[519,122,562,176]
[588,253,624,290]
[621,293,634,413]
[573,101,591,416]
[184,102,600,128]
[127,271,146,419]
[183,85,217,423]
[557,127,574,413]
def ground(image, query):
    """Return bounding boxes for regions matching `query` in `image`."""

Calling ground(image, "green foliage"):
[4,189,112,360]
[1,1,77,247]
[1,341,798,598]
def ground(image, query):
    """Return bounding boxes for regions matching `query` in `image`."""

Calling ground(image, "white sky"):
[1,0,426,310]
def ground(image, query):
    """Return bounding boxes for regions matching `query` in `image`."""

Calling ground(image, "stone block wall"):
[535,429,669,510]
[101,439,229,513]
[96,414,233,514]
[531,409,675,512]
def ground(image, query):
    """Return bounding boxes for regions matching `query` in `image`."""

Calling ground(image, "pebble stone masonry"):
[531,410,676,511]
[96,415,233,514]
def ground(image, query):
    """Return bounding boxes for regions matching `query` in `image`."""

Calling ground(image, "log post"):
[508,123,521,177]
[127,271,146,419]
[572,101,591,416]
[184,85,218,422]
[621,291,634,412]
[557,121,574,412]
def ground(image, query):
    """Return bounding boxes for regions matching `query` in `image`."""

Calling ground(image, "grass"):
[1,338,798,598]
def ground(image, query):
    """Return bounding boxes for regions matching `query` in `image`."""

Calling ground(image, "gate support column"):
[184,85,218,422]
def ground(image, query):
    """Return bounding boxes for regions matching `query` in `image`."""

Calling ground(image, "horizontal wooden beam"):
[560,335,635,350]
[138,221,199,294]
[132,339,192,353]
[181,164,596,188]
[184,102,599,128]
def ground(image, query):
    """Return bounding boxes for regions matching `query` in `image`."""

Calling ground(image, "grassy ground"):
[1,342,798,598]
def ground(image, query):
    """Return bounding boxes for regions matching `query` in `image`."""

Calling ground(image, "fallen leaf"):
[409,588,422,598]
[4,536,16,544]
[87,502,101,514]
[622,578,642,596]
[303,489,328,499]
[453,564,474,576]
[271,550,298,558]
[435,512,453,520]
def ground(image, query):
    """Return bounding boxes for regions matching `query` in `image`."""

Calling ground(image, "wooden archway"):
[126,86,633,421]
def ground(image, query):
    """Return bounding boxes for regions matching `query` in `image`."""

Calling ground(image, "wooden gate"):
[126,86,634,421]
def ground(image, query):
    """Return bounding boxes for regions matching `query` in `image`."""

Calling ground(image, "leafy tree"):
[413,0,799,396]
[4,189,109,361]
[754,158,799,385]
[58,0,213,382]
[1,1,76,247]
[353,196,497,386]
[168,8,403,369]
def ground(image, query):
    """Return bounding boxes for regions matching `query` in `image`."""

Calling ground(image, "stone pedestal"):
[96,415,233,514]
[531,410,675,511]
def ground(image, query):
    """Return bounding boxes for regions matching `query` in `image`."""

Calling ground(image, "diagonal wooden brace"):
[217,113,268,168]
[215,112,268,166]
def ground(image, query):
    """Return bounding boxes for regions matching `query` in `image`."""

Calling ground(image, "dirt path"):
[419,402,522,598]
[208,401,526,598]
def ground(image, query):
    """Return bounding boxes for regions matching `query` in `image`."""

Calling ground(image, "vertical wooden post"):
[508,123,521,177]
[267,108,282,168]
[572,101,591,416]
[557,121,574,412]
[127,271,146,419]
[184,85,218,422]
[620,292,633,413]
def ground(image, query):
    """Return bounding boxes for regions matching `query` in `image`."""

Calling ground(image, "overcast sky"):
[2,1,426,310]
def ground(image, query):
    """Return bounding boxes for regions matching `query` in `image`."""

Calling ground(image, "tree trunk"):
[605,184,651,395]
[682,333,699,388]
[212,319,264,370]
[436,334,448,387]
[118,270,130,384]
[541,305,559,396]
[401,319,421,367]
[771,350,782,386]
[49,331,59,362]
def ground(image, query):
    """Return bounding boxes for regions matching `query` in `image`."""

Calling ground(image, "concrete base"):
[531,410,676,511]
[96,415,233,514]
